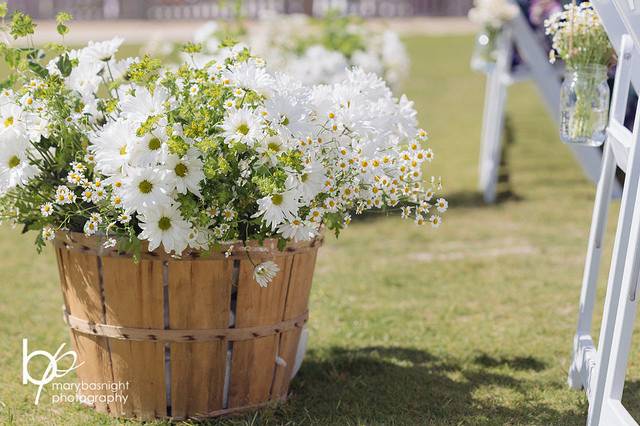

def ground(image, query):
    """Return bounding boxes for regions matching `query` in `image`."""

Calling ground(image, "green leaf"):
[28,60,48,78]
[56,54,72,77]
[0,3,8,19]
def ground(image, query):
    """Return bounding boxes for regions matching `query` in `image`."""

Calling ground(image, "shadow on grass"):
[621,380,640,421]
[445,189,523,209]
[473,353,547,372]
[272,346,585,425]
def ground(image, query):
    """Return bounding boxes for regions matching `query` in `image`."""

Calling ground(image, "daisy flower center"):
[4,116,13,127]
[271,194,283,206]
[119,145,127,156]
[267,142,281,151]
[148,137,161,151]
[237,123,250,136]
[158,216,172,231]
[8,155,20,168]
[174,163,188,177]
[138,179,154,194]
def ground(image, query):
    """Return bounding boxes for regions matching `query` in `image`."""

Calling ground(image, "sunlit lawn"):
[0,34,636,425]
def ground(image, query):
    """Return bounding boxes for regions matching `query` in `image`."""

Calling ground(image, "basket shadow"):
[277,346,584,425]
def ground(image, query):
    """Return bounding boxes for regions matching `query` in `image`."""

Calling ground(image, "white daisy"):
[89,121,134,176]
[436,198,448,213]
[129,133,168,167]
[120,167,171,212]
[40,203,54,217]
[253,261,279,288]
[120,85,173,125]
[254,190,299,230]
[165,150,205,197]
[137,203,191,254]
[289,160,326,202]
[42,226,55,241]
[220,107,264,146]
[79,37,124,62]
[83,219,98,236]
[0,136,39,193]
[278,218,316,242]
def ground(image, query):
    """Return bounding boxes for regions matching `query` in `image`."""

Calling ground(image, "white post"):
[478,28,512,203]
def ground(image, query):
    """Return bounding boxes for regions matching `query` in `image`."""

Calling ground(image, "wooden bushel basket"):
[53,232,322,420]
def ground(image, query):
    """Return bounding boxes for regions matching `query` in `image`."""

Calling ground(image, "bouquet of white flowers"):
[544,2,614,145]
[0,8,445,285]
[180,12,410,92]
[468,0,520,70]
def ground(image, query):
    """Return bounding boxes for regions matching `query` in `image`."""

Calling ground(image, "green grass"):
[0,34,636,425]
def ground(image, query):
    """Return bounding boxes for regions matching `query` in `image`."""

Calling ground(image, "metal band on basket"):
[62,307,309,342]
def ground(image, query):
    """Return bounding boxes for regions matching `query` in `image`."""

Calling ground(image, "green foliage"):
[180,41,203,54]
[55,11,73,36]
[56,54,72,77]
[126,55,162,85]
[320,12,366,59]
[9,10,35,39]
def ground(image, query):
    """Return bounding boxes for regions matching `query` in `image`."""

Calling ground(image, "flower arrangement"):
[174,12,410,92]
[544,2,614,145]
[544,2,613,68]
[468,0,520,70]
[0,7,445,285]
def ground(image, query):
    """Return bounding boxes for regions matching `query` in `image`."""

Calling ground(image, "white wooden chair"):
[476,3,618,203]
[569,2,640,424]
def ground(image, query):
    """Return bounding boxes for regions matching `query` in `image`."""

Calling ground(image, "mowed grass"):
[0,34,637,425]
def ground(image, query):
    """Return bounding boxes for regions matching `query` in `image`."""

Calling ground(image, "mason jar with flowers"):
[468,0,520,72]
[545,2,615,146]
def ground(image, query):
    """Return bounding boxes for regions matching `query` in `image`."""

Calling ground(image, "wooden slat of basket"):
[102,257,166,420]
[228,256,294,408]
[56,248,113,414]
[270,248,318,398]
[168,260,232,418]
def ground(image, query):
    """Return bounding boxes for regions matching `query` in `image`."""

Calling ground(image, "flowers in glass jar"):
[0,6,445,285]
[468,0,520,71]
[544,2,614,145]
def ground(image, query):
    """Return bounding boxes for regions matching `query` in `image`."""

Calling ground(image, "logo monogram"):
[22,338,84,404]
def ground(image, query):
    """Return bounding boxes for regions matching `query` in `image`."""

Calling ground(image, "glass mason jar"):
[470,27,499,72]
[559,64,610,147]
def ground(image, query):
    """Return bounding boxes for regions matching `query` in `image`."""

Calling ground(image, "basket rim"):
[53,230,323,261]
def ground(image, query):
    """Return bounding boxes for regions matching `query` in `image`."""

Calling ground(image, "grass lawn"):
[0,34,636,425]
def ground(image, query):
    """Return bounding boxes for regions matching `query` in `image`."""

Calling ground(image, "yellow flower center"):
[175,163,188,177]
[138,180,153,194]
[271,194,283,205]
[8,155,20,168]
[148,137,161,151]
[267,142,281,151]
[237,123,250,135]
[4,116,14,127]
[158,216,172,231]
